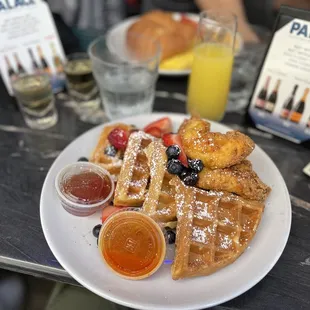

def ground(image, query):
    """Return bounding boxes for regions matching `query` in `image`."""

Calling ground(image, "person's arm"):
[195,0,260,43]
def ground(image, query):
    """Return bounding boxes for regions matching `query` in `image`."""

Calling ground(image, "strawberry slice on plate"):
[144,117,172,137]
[162,133,188,167]
[101,205,127,223]
[144,127,162,138]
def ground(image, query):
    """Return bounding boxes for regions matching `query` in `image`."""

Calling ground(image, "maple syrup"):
[99,211,166,280]
[55,162,114,217]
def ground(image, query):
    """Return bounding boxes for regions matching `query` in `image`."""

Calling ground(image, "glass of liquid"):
[88,33,161,120]
[12,74,58,130]
[187,10,237,121]
[64,53,100,117]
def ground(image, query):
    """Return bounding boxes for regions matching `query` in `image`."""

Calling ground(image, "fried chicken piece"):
[179,116,211,137]
[179,117,255,169]
[197,160,271,201]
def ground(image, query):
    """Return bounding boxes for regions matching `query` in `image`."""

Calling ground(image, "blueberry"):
[180,168,190,179]
[166,229,176,244]
[104,145,117,157]
[166,145,181,159]
[167,159,183,175]
[92,224,102,238]
[180,170,199,186]
[188,159,204,173]
[78,157,88,162]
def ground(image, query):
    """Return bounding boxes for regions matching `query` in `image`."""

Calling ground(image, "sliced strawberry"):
[108,128,129,150]
[101,204,127,223]
[162,133,188,167]
[144,127,162,138]
[144,117,172,136]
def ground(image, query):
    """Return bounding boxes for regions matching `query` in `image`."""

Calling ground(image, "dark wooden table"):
[0,77,309,310]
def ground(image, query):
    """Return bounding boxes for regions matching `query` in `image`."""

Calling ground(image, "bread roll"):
[142,10,177,31]
[126,10,197,62]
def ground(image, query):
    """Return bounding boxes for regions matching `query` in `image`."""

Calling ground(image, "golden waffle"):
[114,131,154,206]
[170,177,264,280]
[90,123,133,180]
[142,141,176,223]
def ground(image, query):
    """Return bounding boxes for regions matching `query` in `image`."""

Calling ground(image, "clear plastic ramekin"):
[55,162,114,217]
[98,209,166,280]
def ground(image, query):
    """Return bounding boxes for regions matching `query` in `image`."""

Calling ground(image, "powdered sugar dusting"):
[192,225,216,244]
[114,131,153,202]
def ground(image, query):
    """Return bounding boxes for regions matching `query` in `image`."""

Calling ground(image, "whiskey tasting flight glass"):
[12,73,58,130]
[64,53,101,120]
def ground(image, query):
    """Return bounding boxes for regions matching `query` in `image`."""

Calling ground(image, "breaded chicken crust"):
[197,160,271,201]
[179,117,255,169]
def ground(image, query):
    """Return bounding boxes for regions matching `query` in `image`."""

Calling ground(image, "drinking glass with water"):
[88,33,161,120]
[12,74,58,130]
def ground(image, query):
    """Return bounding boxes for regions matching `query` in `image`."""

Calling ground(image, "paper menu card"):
[248,6,310,144]
[0,0,66,95]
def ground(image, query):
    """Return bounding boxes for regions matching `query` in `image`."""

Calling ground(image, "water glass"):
[88,34,161,120]
[64,53,100,116]
[227,36,269,112]
[187,10,237,121]
[12,74,58,130]
[227,46,258,112]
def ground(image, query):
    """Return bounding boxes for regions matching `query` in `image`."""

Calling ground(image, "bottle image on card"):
[37,45,51,75]
[255,76,270,109]
[289,87,309,123]
[28,48,41,73]
[50,42,63,74]
[265,79,281,113]
[280,85,298,119]
[4,55,17,82]
[14,53,26,75]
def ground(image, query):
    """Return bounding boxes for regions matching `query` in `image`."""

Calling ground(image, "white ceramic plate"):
[106,13,243,77]
[40,113,291,310]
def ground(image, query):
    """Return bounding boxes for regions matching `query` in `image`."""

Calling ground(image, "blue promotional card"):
[249,6,310,144]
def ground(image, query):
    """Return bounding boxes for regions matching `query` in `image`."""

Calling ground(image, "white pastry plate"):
[106,13,244,76]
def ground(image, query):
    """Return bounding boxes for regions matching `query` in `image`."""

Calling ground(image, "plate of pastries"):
[41,113,291,310]
[106,10,243,76]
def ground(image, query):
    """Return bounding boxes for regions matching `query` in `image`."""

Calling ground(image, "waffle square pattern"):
[171,177,264,280]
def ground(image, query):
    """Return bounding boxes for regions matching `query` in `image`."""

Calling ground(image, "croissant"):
[126,10,197,61]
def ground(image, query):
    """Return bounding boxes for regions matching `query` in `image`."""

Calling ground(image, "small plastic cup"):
[98,210,166,280]
[55,162,114,216]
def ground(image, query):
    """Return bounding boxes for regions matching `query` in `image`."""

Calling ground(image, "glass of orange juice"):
[187,10,237,121]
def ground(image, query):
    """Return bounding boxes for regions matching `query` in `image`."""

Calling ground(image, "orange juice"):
[187,43,234,121]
